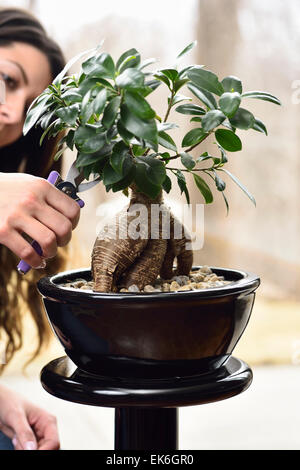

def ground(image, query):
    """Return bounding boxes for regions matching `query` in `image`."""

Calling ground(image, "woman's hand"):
[0,384,60,450]
[0,172,80,269]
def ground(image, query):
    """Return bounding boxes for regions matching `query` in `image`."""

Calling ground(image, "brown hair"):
[0,8,68,372]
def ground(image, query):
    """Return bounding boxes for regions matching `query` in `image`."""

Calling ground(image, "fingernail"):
[12,436,17,447]
[36,260,47,269]
[25,441,37,450]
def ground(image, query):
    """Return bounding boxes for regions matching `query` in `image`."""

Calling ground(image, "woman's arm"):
[0,383,59,450]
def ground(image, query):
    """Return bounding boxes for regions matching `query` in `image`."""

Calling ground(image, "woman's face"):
[0,42,52,148]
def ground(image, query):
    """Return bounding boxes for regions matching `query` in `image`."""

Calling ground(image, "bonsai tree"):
[24,42,281,292]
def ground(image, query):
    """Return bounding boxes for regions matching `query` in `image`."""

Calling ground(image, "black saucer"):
[41,355,252,449]
[41,355,252,409]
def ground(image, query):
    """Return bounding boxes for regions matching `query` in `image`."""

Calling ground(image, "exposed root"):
[91,207,148,292]
[91,187,193,292]
[120,238,167,289]
[160,213,193,279]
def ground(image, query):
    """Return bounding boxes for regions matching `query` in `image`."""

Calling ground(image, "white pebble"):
[143,285,156,292]
[128,284,140,293]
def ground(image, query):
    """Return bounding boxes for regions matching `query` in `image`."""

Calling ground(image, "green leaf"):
[80,90,94,124]
[229,107,255,130]
[77,77,101,97]
[176,170,190,204]
[131,145,145,157]
[217,145,228,163]
[39,118,61,146]
[222,120,236,132]
[178,65,194,78]
[162,175,172,193]
[124,90,155,119]
[93,88,107,115]
[120,104,158,150]
[74,125,107,153]
[82,52,115,79]
[23,94,52,135]
[103,162,124,185]
[95,78,116,91]
[144,80,161,94]
[252,117,268,136]
[175,103,206,115]
[76,149,109,168]
[110,158,136,192]
[76,146,111,168]
[196,151,213,163]
[213,171,226,191]
[159,69,179,82]
[135,156,166,198]
[102,96,121,129]
[215,129,242,152]
[182,128,208,147]
[170,94,192,106]
[153,72,171,89]
[219,92,241,117]
[158,131,177,152]
[61,90,82,105]
[173,78,190,94]
[221,169,256,206]
[117,119,135,144]
[107,125,118,141]
[110,141,130,174]
[159,152,171,163]
[65,130,75,150]
[187,83,217,109]
[176,40,197,60]
[221,76,243,94]
[201,110,226,132]
[53,147,64,162]
[116,68,144,89]
[241,91,281,105]
[136,156,166,186]
[56,104,79,126]
[116,48,141,72]
[37,108,58,130]
[132,86,155,98]
[180,152,195,170]
[187,66,224,96]
[193,174,213,204]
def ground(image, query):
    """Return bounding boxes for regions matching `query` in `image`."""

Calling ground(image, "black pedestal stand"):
[40,356,252,450]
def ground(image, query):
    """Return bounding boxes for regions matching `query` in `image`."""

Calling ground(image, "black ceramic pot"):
[37,267,259,379]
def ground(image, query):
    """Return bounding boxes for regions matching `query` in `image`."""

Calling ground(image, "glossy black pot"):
[37,267,259,379]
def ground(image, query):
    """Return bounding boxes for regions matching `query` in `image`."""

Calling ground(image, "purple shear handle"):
[17,171,84,275]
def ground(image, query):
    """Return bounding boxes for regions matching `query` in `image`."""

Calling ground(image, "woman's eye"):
[0,73,18,90]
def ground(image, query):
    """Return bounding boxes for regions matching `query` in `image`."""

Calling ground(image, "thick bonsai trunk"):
[91,187,193,292]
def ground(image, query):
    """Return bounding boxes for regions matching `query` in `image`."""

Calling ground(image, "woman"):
[0,8,81,450]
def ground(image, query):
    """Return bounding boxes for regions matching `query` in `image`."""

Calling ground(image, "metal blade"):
[65,160,85,187]
[77,175,102,192]
[65,160,102,193]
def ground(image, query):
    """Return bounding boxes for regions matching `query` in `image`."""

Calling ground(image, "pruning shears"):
[17,161,101,275]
